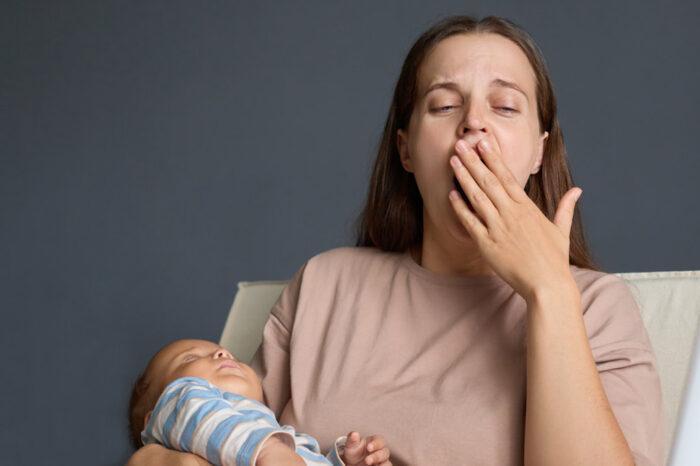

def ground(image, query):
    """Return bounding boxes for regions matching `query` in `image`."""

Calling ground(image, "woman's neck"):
[415,222,496,278]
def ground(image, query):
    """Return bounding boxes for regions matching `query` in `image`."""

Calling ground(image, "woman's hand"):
[449,139,582,304]
[125,444,213,466]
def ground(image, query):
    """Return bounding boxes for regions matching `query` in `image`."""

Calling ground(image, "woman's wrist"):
[526,274,580,310]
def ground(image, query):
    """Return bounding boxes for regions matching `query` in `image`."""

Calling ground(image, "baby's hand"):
[341,431,391,466]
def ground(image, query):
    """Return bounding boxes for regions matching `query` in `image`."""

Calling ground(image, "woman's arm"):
[125,444,212,466]
[126,440,305,466]
[448,140,636,464]
[523,283,634,466]
[251,264,307,415]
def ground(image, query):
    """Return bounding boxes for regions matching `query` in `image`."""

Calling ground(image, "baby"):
[128,339,391,466]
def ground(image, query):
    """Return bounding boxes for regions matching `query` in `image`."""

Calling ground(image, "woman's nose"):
[213,347,233,360]
[461,100,488,135]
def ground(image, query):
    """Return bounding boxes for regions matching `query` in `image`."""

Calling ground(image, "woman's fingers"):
[474,139,530,203]
[455,140,513,212]
[449,186,489,240]
[450,155,499,229]
[552,188,582,238]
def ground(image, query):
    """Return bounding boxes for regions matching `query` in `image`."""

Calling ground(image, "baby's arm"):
[142,377,300,466]
[340,432,391,466]
[291,430,391,466]
[255,436,305,466]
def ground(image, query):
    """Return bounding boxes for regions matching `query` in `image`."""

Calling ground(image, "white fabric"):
[221,270,700,465]
[616,271,700,462]
[220,281,287,364]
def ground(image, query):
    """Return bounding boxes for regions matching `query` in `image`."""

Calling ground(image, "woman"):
[129,15,664,466]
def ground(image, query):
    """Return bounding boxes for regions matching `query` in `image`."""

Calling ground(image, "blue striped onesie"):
[142,377,346,466]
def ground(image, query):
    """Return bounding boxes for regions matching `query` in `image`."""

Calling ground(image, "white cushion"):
[220,281,286,365]
[616,271,700,462]
[220,271,700,463]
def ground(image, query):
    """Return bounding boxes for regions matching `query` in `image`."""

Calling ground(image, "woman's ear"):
[143,410,153,430]
[530,131,549,175]
[397,129,414,173]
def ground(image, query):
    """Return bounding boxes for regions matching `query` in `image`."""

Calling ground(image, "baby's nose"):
[213,347,234,360]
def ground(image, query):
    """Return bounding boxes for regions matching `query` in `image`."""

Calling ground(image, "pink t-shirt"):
[252,247,664,465]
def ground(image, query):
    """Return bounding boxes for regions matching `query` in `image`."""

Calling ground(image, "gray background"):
[2,1,699,464]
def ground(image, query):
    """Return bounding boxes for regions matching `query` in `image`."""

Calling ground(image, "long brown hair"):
[356,15,598,270]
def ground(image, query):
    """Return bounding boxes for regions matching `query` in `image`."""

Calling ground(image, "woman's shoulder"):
[288,247,408,293]
[305,246,403,273]
[569,265,651,353]
[569,265,634,306]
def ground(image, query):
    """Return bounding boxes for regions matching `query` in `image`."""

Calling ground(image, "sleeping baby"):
[128,339,391,466]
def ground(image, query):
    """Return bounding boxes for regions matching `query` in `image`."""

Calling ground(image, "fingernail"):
[478,139,490,151]
[456,140,467,152]
[450,155,463,167]
[575,189,582,200]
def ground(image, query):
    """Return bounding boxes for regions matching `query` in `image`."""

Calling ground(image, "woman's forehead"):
[417,33,536,98]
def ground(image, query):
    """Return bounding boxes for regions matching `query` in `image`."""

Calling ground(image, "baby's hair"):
[127,349,165,450]
[128,369,159,450]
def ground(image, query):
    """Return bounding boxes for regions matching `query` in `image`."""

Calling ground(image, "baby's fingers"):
[345,431,362,448]
[343,431,367,464]
[364,447,390,465]
[365,435,386,452]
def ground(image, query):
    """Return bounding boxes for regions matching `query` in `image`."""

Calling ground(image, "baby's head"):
[127,339,263,449]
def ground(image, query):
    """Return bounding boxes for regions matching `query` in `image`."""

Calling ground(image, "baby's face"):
[149,339,263,403]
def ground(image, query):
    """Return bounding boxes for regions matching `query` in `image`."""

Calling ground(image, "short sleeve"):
[251,262,307,417]
[581,274,665,466]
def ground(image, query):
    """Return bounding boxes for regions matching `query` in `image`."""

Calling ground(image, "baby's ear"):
[143,410,153,430]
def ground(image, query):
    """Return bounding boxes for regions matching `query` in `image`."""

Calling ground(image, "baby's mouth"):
[218,360,241,371]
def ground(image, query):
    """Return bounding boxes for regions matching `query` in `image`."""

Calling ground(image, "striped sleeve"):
[141,377,296,466]
[288,429,347,466]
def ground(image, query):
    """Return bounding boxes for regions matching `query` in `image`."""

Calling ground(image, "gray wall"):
[2,1,699,464]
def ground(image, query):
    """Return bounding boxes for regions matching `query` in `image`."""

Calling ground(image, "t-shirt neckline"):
[399,251,508,288]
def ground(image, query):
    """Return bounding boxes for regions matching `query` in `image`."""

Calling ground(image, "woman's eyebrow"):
[490,78,528,101]
[423,79,529,101]
[423,81,461,97]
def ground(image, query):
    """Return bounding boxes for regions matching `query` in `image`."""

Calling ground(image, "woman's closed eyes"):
[431,105,458,113]
[495,106,518,114]
[429,104,519,114]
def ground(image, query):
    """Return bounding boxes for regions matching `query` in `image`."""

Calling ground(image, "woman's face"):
[397,33,548,242]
